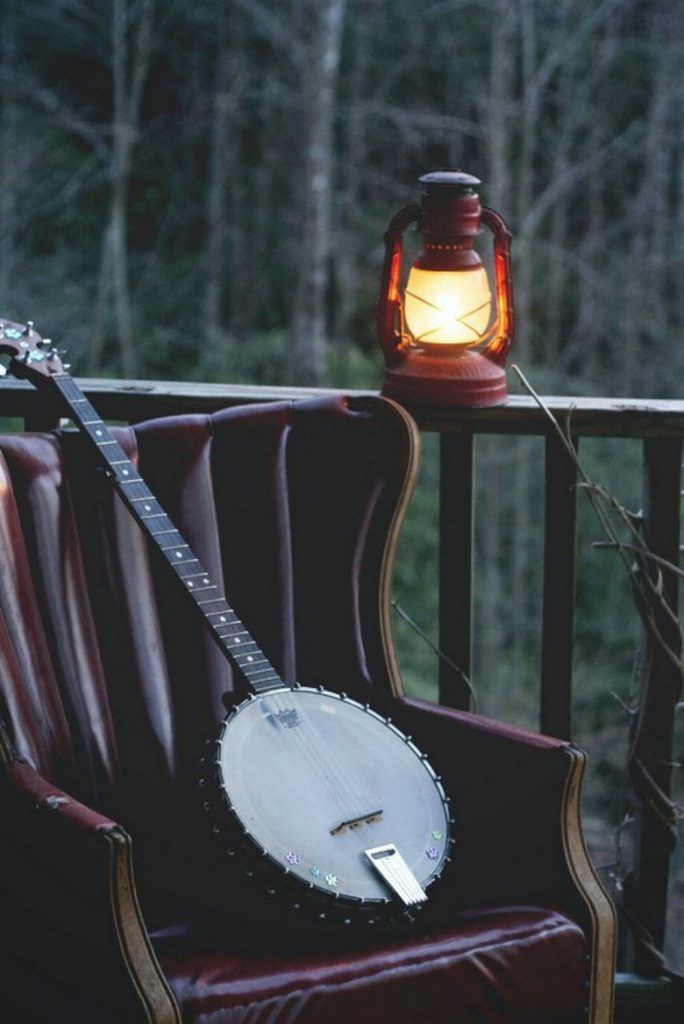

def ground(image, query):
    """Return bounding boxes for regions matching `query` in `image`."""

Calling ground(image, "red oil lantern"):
[378,170,514,407]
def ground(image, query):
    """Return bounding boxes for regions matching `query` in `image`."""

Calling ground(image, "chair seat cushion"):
[156,905,586,1024]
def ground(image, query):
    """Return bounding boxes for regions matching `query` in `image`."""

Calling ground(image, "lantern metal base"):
[381,348,508,409]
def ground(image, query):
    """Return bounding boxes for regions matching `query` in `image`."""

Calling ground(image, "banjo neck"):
[1,318,452,916]
[51,372,283,695]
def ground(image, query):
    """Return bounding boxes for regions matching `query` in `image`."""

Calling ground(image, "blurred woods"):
[1,0,682,703]
[1,0,683,391]
[1,0,683,951]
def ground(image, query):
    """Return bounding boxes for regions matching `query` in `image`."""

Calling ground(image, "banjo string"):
[270,690,366,822]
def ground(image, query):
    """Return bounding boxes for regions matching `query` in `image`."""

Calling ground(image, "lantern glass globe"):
[404,266,492,346]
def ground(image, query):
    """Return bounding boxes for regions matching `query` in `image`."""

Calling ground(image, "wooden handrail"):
[2,376,684,437]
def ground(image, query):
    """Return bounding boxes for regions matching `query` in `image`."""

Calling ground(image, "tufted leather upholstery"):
[0,395,613,1023]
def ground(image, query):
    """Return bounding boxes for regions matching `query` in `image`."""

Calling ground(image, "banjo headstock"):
[0,318,67,384]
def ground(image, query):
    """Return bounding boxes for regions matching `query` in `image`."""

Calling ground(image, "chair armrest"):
[0,760,180,1024]
[393,697,593,907]
[393,697,616,1024]
[5,758,120,828]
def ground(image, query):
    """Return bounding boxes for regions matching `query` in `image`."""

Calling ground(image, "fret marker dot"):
[122,469,129,476]
[95,430,103,437]
[219,616,226,622]
[246,655,253,662]
[187,581,194,588]
[144,504,151,511]
[234,638,241,644]
[175,551,183,559]
[203,577,210,584]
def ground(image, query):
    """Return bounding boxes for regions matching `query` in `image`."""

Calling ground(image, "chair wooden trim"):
[560,746,617,1024]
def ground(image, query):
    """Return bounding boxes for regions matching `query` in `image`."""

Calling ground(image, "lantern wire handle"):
[480,206,514,365]
[377,204,420,366]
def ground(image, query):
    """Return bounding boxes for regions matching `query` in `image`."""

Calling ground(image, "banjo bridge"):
[331,810,383,836]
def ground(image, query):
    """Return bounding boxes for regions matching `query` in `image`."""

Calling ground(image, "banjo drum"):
[205,684,451,918]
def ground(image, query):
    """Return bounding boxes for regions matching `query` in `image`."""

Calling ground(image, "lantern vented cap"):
[419,170,481,193]
[417,169,482,244]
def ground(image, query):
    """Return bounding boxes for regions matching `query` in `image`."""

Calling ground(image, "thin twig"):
[391,599,479,713]
[592,540,684,581]
[511,364,683,661]
[610,690,638,716]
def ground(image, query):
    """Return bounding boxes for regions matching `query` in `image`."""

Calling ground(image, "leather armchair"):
[0,395,615,1023]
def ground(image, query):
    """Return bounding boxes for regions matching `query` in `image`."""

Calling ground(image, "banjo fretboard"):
[52,374,282,694]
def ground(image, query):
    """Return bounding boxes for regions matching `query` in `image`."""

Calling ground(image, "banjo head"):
[209,686,451,910]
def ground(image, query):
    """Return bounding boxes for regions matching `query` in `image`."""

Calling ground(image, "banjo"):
[0,317,452,923]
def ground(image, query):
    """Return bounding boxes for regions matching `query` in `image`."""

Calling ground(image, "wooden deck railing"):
[2,376,683,1010]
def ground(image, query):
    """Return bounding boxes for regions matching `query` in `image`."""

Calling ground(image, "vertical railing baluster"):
[540,432,579,740]
[22,383,62,432]
[630,437,682,975]
[438,433,474,709]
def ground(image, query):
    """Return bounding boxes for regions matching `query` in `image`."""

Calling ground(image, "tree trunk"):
[108,0,154,377]
[571,9,616,382]
[0,0,18,308]
[333,0,372,349]
[202,2,248,356]
[514,0,537,363]
[620,2,679,394]
[204,20,230,350]
[486,0,515,212]
[290,0,346,385]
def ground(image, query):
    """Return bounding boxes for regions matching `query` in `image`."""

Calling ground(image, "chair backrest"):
[0,394,418,925]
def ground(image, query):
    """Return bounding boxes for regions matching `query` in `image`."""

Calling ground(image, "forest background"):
[1,0,683,969]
